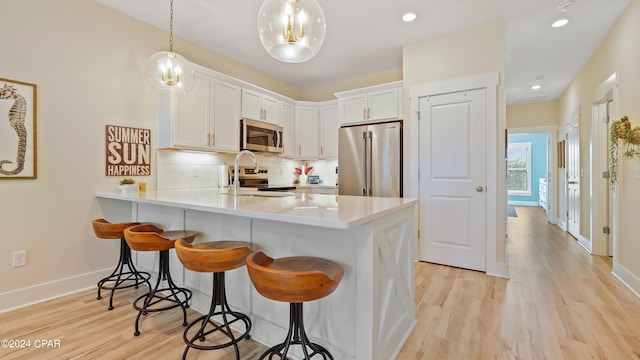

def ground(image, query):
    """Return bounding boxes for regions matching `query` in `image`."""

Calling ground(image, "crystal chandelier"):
[257,0,327,63]
[145,0,194,93]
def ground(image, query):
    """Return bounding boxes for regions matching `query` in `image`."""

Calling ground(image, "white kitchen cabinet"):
[295,105,319,159]
[319,101,338,159]
[242,88,281,125]
[281,100,296,158]
[157,71,240,152]
[336,81,403,125]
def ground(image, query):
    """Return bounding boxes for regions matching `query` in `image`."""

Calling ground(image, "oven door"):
[241,118,283,153]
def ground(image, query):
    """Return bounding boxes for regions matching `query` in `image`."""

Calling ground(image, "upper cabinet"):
[157,71,241,152]
[319,101,338,159]
[280,100,296,158]
[295,105,319,159]
[336,81,403,125]
[242,88,281,125]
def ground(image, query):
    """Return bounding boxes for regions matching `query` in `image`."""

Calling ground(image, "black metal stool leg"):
[96,238,151,310]
[132,250,192,336]
[259,303,334,360]
[182,272,251,360]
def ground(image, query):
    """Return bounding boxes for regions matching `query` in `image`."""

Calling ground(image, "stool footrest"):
[96,238,151,310]
[259,303,334,360]
[182,272,251,360]
[133,250,191,336]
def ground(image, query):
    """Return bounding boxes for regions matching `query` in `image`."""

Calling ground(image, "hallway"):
[398,205,640,359]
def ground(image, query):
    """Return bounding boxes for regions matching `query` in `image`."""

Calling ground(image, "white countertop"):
[296,184,337,189]
[96,188,416,229]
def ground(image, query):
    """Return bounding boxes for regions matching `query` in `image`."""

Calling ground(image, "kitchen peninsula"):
[96,189,417,360]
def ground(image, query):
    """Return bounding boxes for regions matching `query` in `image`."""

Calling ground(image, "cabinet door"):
[319,104,338,159]
[281,101,296,158]
[173,72,211,149]
[211,80,241,152]
[340,94,367,124]
[262,95,281,125]
[368,88,400,121]
[241,88,263,120]
[296,106,319,159]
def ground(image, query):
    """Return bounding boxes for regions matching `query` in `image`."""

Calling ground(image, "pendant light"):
[257,0,327,63]
[145,0,195,94]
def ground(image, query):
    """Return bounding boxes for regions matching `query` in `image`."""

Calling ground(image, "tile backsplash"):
[157,150,337,190]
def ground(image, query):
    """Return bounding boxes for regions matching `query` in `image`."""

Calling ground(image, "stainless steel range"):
[230,166,296,192]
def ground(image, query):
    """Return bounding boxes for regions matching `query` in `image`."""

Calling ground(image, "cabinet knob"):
[476,186,484,192]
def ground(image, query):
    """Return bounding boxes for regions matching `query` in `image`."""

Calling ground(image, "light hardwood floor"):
[2,206,640,359]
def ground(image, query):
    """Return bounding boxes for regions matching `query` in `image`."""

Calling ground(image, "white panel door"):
[566,121,580,239]
[419,89,486,271]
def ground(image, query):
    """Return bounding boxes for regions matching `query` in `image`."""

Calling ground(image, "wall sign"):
[0,77,37,179]
[105,125,151,176]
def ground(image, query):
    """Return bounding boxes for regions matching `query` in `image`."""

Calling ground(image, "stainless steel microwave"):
[240,118,283,153]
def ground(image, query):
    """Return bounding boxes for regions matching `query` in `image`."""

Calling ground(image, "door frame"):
[507,126,558,224]
[565,110,584,246]
[409,72,507,278]
[591,73,619,257]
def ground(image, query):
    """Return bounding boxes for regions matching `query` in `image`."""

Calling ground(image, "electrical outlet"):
[192,166,199,178]
[12,250,27,267]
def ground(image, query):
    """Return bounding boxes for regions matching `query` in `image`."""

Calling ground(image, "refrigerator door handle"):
[367,131,373,196]
[362,131,368,196]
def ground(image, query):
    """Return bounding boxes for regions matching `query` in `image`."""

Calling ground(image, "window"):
[507,142,531,196]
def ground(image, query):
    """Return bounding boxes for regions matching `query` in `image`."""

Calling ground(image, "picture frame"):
[0,77,37,179]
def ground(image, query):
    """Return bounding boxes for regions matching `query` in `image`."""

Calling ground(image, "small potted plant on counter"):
[118,178,138,194]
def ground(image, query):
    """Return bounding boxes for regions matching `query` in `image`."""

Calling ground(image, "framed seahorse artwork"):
[0,77,37,179]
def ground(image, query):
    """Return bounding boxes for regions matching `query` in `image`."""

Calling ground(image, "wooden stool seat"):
[246,251,344,303]
[246,251,344,360]
[175,240,255,273]
[174,239,255,360]
[124,224,198,252]
[123,224,198,336]
[91,218,150,310]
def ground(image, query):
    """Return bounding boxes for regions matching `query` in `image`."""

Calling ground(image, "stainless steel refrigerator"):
[338,121,402,197]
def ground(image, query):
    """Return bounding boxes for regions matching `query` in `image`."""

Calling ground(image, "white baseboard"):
[487,261,509,279]
[0,268,111,314]
[612,261,640,300]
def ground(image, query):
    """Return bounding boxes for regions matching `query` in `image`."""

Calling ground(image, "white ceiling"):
[95,0,631,104]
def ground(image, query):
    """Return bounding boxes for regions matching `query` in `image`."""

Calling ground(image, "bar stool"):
[174,239,254,360]
[246,251,344,360]
[91,219,151,310]
[123,224,198,336]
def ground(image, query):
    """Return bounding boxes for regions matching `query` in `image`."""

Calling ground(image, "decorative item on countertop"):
[308,175,320,184]
[118,178,138,194]
[609,115,640,188]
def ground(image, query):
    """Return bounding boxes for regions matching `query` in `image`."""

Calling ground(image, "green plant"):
[608,116,640,188]
[119,178,135,185]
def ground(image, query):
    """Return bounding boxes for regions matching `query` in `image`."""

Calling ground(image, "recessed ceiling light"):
[402,12,417,22]
[552,18,569,28]
[531,84,542,90]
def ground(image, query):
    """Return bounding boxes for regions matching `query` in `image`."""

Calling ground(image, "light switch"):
[635,165,640,180]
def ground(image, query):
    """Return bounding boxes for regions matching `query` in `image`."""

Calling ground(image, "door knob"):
[476,186,484,192]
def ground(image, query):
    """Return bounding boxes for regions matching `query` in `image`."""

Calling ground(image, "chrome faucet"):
[233,150,258,196]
